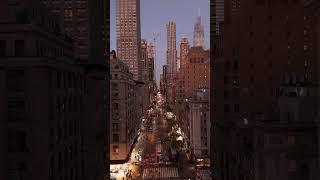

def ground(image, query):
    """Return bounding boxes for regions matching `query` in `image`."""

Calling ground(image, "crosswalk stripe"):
[142,166,180,179]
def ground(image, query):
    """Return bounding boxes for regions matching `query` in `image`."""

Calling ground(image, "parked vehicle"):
[159,155,164,164]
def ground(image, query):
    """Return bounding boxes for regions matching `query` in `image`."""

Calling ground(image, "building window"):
[270,136,282,144]
[8,97,26,122]
[286,31,291,39]
[58,152,62,171]
[113,134,119,143]
[8,130,28,152]
[233,89,240,97]
[249,31,253,39]
[56,72,61,89]
[233,61,239,70]
[225,61,231,72]
[112,93,119,97]
[288,136,295,145]
[64,9,73,19]
[256,0,265,5]
[250,76,254,83]
[0,40,6,56]
[224,76,229,84]
[49,128,54,149]
[224,104,230,113]
[113,145,119,153]
[15,40,25,56]
[288,160,296,172]
[112,103,119,110]
[234,104,239,113]
[8,162,27,180]
[49,96,54,120]
[224,90,229,99]
[50,156,55,179]
[112,83,118,89]
[249,16,253,24]
[6,70,24,92]
[292,0,300,4]
[268,45,272,52]
[112,123,119,131]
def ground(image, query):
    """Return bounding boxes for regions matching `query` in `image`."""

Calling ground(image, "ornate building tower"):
[193,16,205,47]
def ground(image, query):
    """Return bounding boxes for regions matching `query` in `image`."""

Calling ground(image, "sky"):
[110,0,210,84]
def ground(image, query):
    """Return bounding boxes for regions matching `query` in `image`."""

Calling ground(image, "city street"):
[115,92,200,179]
[110,91,213,179]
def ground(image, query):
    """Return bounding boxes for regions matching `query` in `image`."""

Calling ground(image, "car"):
[159,155,164,164]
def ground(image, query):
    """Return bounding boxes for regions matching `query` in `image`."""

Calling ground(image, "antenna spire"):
[198,8,200,17]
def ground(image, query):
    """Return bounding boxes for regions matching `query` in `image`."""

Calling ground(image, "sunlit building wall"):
[110,53,136,163]
[116,0,142,80]
[188,89,210,158]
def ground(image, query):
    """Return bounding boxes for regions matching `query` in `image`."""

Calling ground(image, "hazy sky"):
[110,0,210,84]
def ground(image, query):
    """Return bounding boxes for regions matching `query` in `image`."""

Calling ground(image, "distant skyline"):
[110,0,210,84]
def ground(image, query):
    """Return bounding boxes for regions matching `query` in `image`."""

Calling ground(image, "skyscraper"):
[116,0,142,80]
[177,57,181,71]
[147,42,155,81]
[141,39,148,82]
[212,0,225,37]
[147,42,155,59]
[180,37,190,68]
[193,16,205,47]
[166,21,177,78]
